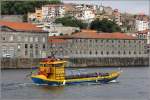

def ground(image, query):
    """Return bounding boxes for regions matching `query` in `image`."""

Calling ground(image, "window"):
[35,37,38,42]
[2,37,5,40]
[30,45,33,57]
[25,44,28,48]
[95,51,98,55]
[42,37,46,43]
[124,40,126,43]
[106,51,109,55]
[18,36,21,41]
[43,44,46,49]
[118,51,120,54]
[10,36,13,41]
[30,44,33,48]
[25,44,28,56]
[30,37,33,42]
[18,45,21,49]
[25,37,28,42]
[129,51,131,54]
[35,44,38,56]
[124,51,126,55]
[95,40,98,43]
[89,51,92,55]
[134,51,136,54]
[112,51,114,54]
[128,40,130,43]
[101,51,103,55]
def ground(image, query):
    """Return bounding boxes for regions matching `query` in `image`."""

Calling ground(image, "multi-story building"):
[121,13,136,32]
[136,29,150,44]
[135,14,149,31]
[28,8,43,22]
[42,4,65,22]
[28,12,36,22]
[65,4,95,22]
[0,21,48,58]
[49,30,148,66]
[112,9,122,26]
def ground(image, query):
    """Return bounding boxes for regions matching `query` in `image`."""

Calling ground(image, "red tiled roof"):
[48,36,66,43]
[70,30,136,39]
[0,20,45,32]
[48,30,136,44]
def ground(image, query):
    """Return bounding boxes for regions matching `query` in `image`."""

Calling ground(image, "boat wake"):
[2,79,119,90]
[2,82,35,90]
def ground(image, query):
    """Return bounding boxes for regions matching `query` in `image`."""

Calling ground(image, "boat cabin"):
[38,58,67,80]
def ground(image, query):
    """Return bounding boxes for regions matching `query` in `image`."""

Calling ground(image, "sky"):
[62,0,150,15]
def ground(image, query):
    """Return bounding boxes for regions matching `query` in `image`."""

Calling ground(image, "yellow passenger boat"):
[31,58,121,86]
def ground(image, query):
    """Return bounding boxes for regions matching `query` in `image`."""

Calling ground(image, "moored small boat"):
[31,58,121,86]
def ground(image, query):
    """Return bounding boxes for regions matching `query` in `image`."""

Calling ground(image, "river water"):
[1,67,150,100]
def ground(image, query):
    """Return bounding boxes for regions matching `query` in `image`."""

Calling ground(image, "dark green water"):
[1,67,150,100]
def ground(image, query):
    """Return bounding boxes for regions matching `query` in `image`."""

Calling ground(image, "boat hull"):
[31,72,120,86]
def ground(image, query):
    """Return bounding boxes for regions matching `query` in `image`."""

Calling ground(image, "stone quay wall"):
[1,57,149,69]
[68,57,149,67]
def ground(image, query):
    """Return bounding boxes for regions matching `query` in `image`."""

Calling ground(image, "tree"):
[1,0,62,22]
[1,0,61,15]
[55,16,87,29]
[90,19,121,33]
[49,0,61,4]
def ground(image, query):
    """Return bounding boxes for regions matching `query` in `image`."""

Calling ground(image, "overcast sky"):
[62,0,150,15]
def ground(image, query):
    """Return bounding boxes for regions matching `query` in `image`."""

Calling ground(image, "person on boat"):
[38,67,51,77]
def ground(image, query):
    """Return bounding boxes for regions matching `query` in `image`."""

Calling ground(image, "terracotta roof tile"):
[48,36,66,43]
[71,30,136,39]
[0,20,45,32]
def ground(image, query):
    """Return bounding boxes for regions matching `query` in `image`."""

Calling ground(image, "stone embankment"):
[1,57,149,69]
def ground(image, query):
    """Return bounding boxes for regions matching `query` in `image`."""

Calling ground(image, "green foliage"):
[90,19,121,33]
[55,16,88,29]
[49,0,61,4]
[1,0,61,15]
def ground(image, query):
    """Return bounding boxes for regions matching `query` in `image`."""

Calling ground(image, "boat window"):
[40,64,44,67]
[40,64,47,67]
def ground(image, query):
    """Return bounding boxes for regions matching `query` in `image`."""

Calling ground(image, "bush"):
[90,19,121,33]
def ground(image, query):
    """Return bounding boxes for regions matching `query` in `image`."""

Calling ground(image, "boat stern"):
[31,75,48,85]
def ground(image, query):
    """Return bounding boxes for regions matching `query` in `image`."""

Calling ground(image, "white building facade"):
[42,4,65,22]
[135,20,149,31]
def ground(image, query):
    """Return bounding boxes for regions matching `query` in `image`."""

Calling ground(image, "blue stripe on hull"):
[32,76,118,86]
[31,78,61,86]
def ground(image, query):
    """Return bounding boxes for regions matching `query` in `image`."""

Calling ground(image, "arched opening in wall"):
[89,51,92,55]
[118,51,120,55]
[134,51,136,54]
[106,51,109,55]
[124,51,126,55]
[101,51,103,55]
[95,51,98,55]
[112,51,114,54]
